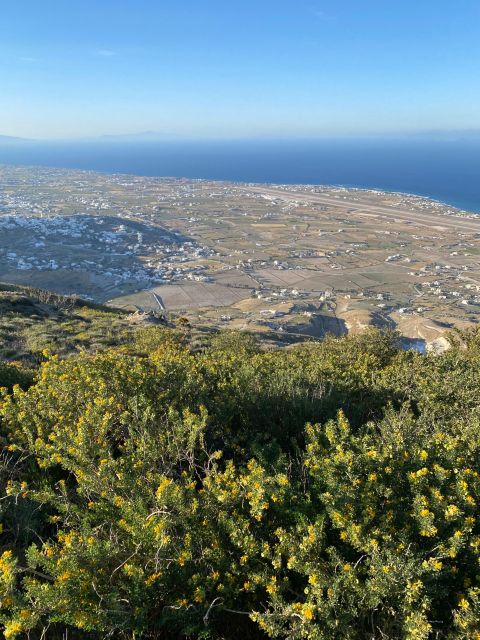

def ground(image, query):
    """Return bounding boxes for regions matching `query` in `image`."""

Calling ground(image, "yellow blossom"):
[266,576,277,594]
[302,605,314,621]
[445,504,459,518]
[57,571,71,583]
[4,621,23,639]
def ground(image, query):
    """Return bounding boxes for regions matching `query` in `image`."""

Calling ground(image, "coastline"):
[1,160,478,218]
[0,135,479,213]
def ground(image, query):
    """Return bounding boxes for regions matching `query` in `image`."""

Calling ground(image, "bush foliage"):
[2,328,480,639]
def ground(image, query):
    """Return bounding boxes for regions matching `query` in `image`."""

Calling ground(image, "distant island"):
[0,134,29,142]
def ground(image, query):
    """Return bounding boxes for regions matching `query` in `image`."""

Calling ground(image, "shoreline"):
[1,161,478,218]
[246,181,477,218]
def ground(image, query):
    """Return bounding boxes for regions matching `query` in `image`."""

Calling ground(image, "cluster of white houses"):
[0,213,216,290]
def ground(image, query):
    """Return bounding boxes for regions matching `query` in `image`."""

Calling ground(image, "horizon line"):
[3,128,480,143]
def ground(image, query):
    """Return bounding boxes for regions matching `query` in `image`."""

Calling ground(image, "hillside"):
[0,283,134,364]
[2,300,480,639]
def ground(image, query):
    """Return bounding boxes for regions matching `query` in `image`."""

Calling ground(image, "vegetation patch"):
[2,317,480,638]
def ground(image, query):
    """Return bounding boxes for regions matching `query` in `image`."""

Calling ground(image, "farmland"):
[1,164,480,349]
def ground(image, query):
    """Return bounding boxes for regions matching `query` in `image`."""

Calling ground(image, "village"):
[0,200,216,300]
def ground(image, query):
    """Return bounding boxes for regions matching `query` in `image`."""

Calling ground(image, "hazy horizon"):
[3,129,480,143]
[1,0,479,139]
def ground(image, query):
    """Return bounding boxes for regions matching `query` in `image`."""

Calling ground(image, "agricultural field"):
[1,165,480,350]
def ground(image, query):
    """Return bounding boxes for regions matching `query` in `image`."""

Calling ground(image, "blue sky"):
[1,0,479,139]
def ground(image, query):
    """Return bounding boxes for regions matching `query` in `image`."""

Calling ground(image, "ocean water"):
[0,137,479,212]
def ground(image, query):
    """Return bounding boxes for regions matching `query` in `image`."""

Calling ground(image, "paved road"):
[152,292,166,311]
[243,186,480,234]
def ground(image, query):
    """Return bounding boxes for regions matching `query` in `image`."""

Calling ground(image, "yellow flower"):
[407,579,423,594]
[194,586,205,603]
[266,576,277,594]
[302,605,314,621]
[445,504,459,518]
[144,572,162,586]
[57,571,71,583]
[4,621,23,639]
[156,477,172,498]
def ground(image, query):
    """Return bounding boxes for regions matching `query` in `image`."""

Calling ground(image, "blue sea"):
[1,136,479,212]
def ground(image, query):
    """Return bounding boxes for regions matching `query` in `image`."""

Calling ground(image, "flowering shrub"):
[1,329,480,638]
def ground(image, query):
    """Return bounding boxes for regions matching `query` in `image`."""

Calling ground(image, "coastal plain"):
[1,165,479,350]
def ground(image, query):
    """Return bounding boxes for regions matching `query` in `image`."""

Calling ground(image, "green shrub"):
[1,330,480,639]
[0,363,35,391]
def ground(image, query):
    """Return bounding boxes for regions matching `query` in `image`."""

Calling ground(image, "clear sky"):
[1,0,479,139]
